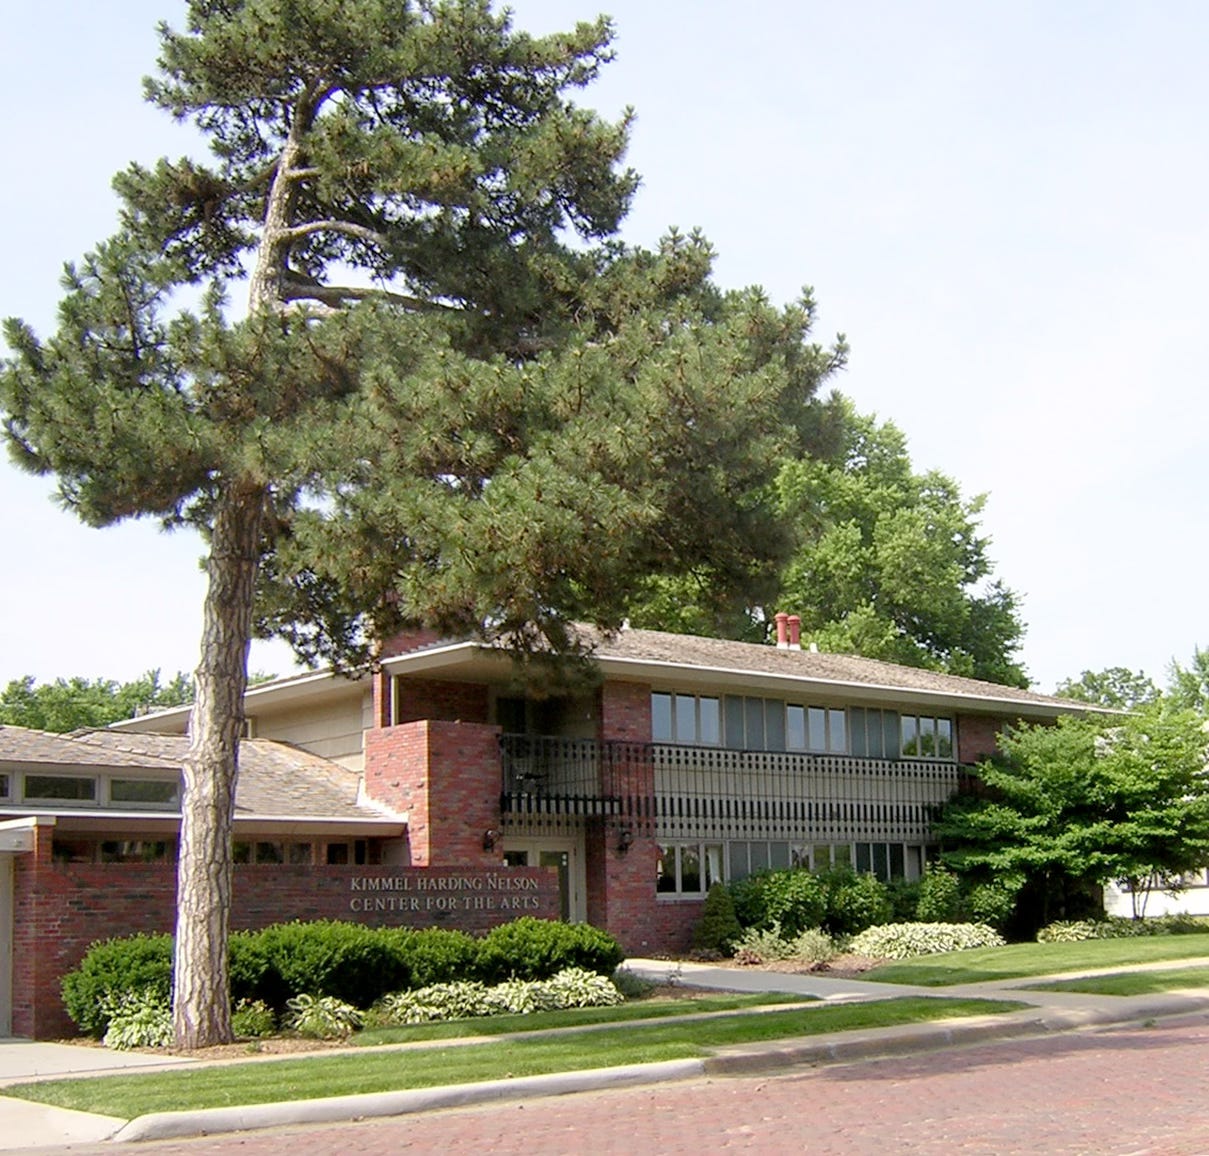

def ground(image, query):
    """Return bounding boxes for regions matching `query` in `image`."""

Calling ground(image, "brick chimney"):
[774,612,790,649]
[787,615,801,650]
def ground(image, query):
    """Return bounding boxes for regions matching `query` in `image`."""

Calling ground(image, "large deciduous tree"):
[0,1,842,1046]
[934,704,1209,930]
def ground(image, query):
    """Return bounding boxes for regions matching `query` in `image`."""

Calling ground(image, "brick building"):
[1,622,1093,1037]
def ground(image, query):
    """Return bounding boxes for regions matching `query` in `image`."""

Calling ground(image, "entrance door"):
[501,837,584,922]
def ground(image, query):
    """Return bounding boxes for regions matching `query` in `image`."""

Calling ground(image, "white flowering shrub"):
[847,922,1005,960]
[732,922,836,965]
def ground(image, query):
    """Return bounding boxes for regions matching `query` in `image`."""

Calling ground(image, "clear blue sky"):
[2,1,1206,693]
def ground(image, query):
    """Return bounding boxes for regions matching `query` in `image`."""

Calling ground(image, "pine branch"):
[279,277,458,313]
[283,219,392,248]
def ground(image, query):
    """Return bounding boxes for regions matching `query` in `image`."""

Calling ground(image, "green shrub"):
[390,927,479,988]
[231,998,276,1038]
[101,987,173,1051]
[284,993,363,1039]
[965,880,1018,931]
[474,918,623,984]
[821,869,893,936]
[611,967,656,999]
[61,933,173,1038]
[887,877,923,922]
[849,922,1005,959]
[244,921,410,1012]
[732,922,798,964]
[728,873,770,929]
[915,865,963,923]
[1034,915,1209,943]
[762,870,828,936]
[787,927,837,964]
[693,883,743,953]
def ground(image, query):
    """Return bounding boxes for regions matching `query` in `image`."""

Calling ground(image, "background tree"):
[934,703,1209,931]
[0,671,193,733]
[1168,647,1209,715]
[628,397,1026,685]
[0,1,842,1046]
[1054,667,1160,709]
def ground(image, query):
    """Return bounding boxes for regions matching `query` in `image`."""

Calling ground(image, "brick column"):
[365,720,502,867]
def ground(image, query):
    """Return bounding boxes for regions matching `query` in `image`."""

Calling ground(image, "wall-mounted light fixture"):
[617,827,634,855]
[482,828,499,852]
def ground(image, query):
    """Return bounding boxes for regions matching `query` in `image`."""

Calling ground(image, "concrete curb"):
[110,1059,706,1143]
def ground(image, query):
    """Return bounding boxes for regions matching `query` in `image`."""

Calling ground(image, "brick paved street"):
[34,1014,1209,1155]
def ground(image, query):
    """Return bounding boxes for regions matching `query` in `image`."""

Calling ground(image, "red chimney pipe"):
[774,612,789,648]
[787,615,801,649]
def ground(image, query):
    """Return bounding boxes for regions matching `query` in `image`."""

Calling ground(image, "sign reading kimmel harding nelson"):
[348,870,551,915]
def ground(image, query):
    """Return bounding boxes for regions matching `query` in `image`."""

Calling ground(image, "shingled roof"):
[0,727,402,823]
[581,626,1084,709]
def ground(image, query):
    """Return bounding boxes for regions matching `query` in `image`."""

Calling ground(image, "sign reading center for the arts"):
[348,869,551,917]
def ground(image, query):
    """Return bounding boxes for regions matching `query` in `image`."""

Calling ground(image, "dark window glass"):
[326,843,349,865]
[724,696,745,747]
[849,708,867,757]
[764,700,786,751]
[111,779,179,806]
[25,775,95,801]
[656,845,677,892]
[680,845,701,893]
[744,698,765,750]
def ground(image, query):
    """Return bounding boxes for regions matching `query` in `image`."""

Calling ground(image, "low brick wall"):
[14,855,557,1040]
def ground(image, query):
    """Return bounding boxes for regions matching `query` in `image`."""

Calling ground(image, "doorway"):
[501,836,585,922]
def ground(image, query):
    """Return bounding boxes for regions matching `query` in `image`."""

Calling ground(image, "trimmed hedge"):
[729,867,893,938]
[62,917,624,1036]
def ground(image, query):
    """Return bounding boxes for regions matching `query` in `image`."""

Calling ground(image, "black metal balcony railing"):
[499,735,966,843]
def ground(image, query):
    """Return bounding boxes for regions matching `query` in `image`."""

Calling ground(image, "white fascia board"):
[379,641,490,676]
[596,655,1103,720]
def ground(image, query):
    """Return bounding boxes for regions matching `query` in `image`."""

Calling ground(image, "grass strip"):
[5,998,1022,1119]
[356,992,807,1045]
[1020,966,1209,997]
[867,937,1209,987]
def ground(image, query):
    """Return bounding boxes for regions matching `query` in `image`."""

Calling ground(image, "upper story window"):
[651,693,720,744]
[109,778,180,808]
[0,774,9,799]
[6,773,180,809]
[651,695,956,761]
[901,714,954,759]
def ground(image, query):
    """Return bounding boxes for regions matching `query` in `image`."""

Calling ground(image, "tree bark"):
[173,480,266,1048]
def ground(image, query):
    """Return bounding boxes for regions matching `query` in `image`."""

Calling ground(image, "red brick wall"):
[599,680,651,743]
[378,628,446,658]
[364,720,502,866]
[13,857,556,1040]
[957,713,1008,764]
[395,678,490,726]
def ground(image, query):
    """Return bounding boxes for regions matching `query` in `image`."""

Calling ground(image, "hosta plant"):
[285,993,363,1039]
[101,988,173,1051]
[847,922,1004,960]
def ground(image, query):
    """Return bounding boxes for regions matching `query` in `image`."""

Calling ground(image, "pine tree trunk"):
[173,481,266,1048]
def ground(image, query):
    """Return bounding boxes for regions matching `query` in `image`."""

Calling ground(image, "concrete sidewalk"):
[3,957,1209,1150]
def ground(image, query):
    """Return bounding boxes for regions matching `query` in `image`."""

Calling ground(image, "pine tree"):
[0,2,842,1046]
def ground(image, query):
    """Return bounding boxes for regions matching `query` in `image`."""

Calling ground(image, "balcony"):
[499,735,967,843]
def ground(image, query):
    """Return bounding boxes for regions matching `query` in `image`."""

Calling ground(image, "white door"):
[501,836,585,922]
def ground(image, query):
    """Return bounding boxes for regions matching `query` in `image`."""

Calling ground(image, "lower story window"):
[657,842,723,895]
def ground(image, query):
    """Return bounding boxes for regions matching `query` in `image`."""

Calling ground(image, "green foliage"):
[284,994,363,1040]
[887,877,923,922]
[475,918,623,984]
[772,399,1026,684]
[732,923,836,965]
[0,671,192,732]
[1036,915,1209,942]
[692,882,743,954]
[389,928,480,989]
[231,998,276,1038]
[61,934,174,1038]
[847,922,1005,960]
[239,921,410,1012]
[936,701,1209,932]
[1055,667,1159,709]
[371,968,624,1025]
[820,869,894,936]
[1168,647,1209,715]
[915,864,964,923]
[101,988,174,1051]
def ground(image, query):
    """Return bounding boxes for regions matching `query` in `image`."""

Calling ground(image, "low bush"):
[732,922,836,965]
[231,998,276,1038]
[370,968,623,1026]
[848,922,1005,960]
[822,869,893,936]
[915,865,963,923]
[61,933,173,1038]
[101,988,173,1051]
[284,993,363,1039]
[390,927,480,988]
[1036,914,1209,943]
[474,918,623,983]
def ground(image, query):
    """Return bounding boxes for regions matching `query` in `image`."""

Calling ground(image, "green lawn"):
[1021,966,1209,997]
[867,936,1209,987]
[5,998,1022,1119]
